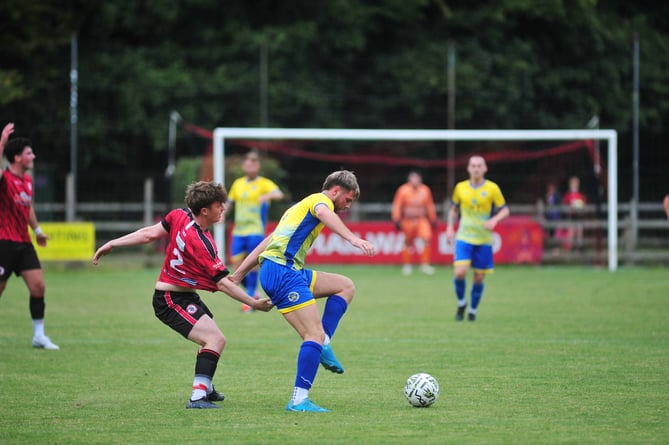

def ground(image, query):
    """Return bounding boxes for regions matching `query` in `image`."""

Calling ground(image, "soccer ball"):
[404,373,439,407]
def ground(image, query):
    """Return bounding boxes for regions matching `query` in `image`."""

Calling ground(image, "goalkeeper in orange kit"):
[391,170,438,275]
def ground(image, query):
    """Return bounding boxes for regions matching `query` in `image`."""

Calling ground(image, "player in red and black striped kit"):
[0,122,59,350]
[93,181,273,408]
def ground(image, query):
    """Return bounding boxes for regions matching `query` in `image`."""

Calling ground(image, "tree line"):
[1,0,667,202]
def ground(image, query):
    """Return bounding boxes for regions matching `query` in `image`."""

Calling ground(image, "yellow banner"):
[31,222,96,261]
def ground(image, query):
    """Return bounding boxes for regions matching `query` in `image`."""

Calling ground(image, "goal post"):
[212,128,618,271]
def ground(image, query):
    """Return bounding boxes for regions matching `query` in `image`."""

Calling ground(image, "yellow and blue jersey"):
[228,176,280,236]
[260,193,334,269]
[452,179,506,246]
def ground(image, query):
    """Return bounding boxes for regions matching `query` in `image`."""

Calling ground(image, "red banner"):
[233,216,543,265]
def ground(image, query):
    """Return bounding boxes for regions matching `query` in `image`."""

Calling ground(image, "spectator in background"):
[0,122,59,350]
[544,182,563,255]
[227,151,284,312]
[544,182,562,238]
[562,176,587,250]
[391,170,438,276]
[664,195,669,220]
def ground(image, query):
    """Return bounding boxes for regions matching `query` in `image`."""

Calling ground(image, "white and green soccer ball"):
[404,373,440,407]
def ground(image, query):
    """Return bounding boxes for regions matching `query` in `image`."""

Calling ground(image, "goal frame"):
[213,128,618,271]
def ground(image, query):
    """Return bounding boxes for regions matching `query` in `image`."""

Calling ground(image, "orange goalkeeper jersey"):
[391,183,437,221]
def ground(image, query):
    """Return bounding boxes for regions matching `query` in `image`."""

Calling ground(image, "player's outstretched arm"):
[93,222,166,265]
[315,205,376,257]
[217,276,273,311]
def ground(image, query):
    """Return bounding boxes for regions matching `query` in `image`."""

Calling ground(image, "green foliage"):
[171,156,202,206]
[0,264,667,444]
[0,70,28,105]
[1,0,668,199]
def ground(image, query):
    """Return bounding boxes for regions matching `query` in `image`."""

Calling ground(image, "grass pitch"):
[0,262,667,444]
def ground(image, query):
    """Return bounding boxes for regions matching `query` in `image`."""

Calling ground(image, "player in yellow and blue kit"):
[231,170,376,412]
[227,151,283,311]
[446,156,509,322]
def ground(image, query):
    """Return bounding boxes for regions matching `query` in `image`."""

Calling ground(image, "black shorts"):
[0,240,41,281]
[152,290,214,338]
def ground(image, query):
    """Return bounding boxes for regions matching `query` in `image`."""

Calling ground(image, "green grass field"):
[0,262,667,444]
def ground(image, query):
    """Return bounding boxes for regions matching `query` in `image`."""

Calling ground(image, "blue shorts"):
[259,259,317,314]
[230,234,265,261]
[454,240,494,272]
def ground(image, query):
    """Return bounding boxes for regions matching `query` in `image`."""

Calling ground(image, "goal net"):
[211,128,618,271]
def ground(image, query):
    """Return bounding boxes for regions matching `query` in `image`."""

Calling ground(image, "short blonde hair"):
[322,170,360,199]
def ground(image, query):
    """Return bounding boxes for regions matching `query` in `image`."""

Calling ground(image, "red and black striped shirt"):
[0,169,33,243]
[157,208,229,292]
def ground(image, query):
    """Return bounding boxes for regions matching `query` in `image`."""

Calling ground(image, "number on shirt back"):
[170,232,186,274]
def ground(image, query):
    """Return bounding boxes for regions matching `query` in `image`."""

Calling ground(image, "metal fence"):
[34,178,668,266]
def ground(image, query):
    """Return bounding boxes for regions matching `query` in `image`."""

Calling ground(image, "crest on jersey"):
[288,292,300,302]
[186,304,198,314]
[19,191,32,206]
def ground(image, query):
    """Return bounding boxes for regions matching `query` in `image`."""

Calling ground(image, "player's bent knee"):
[27,281,45,296]
[340,276,356,301]
[453,265,469,280]
[207,332,226,353]
[303,329,326,345]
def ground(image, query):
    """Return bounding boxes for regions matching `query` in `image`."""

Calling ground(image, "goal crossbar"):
[213,128,618,271]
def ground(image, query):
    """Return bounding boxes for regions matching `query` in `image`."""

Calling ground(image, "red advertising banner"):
[238,216,543,265]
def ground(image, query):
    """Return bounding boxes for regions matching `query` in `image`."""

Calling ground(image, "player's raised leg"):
[313,271,355,374]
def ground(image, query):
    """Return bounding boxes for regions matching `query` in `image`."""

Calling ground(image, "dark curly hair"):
[4,137,32,163]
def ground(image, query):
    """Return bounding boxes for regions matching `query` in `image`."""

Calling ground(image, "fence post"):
[144,178,154,227]
[65,173,76,222]
[624,199,635,265]
[630,198,638,263]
